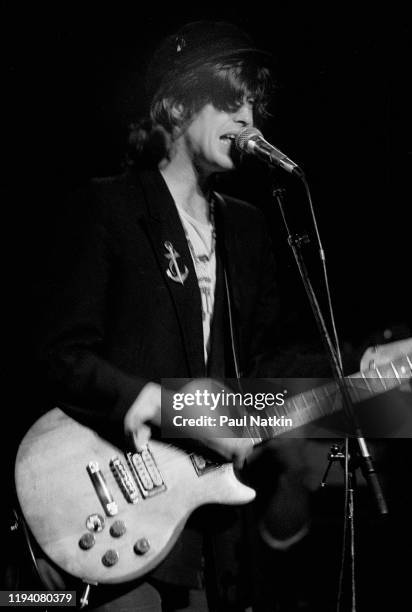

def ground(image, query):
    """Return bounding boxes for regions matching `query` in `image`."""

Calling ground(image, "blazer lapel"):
[137,170,206,377]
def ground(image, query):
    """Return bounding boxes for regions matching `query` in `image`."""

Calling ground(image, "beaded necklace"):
[184,197,216,266]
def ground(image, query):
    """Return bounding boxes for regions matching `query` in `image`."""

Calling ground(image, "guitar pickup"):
[126,447,166,498]
[87,462,118,516]
[110,457,140,504]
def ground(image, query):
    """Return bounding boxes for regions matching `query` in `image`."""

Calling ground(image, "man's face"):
[177,100,254,174]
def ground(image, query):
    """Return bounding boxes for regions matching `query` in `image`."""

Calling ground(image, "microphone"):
[235,127,304,177]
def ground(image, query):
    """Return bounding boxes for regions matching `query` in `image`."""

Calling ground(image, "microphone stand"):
[272,183,388,611]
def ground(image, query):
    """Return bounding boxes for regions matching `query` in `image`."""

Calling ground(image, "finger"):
[360,347,377,372]
[360,339,412,371]
[133,423,152,451]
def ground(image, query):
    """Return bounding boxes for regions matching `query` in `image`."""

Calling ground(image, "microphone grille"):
[235,127,263,151]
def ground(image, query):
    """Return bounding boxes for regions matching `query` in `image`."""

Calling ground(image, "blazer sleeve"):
[35,183,147,443]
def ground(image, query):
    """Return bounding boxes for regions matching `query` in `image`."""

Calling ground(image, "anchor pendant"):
[164,241,189,285]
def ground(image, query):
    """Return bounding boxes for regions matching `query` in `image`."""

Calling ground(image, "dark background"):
[3,4,411,609]
[4,2,411,351]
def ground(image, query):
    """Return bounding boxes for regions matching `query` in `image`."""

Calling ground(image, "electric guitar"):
[15,343,411,585]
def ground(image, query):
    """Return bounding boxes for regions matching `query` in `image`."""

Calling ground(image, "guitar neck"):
[249,352,412,442]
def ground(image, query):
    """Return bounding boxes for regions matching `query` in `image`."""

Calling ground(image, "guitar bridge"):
[125,447,166,498]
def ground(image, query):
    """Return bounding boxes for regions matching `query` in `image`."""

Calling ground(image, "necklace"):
[184,197,216,265]
[178,197,216,328]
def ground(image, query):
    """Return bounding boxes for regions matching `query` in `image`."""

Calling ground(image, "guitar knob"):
[86,513,105,532]
[134,538,150,555]
[79,533,96,550]
[101,550,119,567]
[110,520,126,538]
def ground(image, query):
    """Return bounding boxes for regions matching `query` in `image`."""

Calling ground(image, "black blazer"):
[37,168,279,442]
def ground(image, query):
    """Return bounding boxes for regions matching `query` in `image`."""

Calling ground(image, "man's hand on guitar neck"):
[360,338,412,393]
[123,380,253,469]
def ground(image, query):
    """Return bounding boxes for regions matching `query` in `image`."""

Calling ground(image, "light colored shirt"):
[176,206,216,364]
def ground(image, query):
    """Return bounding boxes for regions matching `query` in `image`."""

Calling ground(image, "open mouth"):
[220,134,236,143]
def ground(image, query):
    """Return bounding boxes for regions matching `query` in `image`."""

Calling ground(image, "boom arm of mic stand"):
[273,185,388,516]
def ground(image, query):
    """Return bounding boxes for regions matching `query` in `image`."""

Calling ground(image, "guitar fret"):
[327,387,338,411]
[291,397,299,413]
[311,389,325,416]
[322,385,330,397]
[311,388,319,405]
[391,361,401,381]
[375,367,387,390]
[361,371,372,392]
[262,421,271,440]
[252,421,264,444]
[327,383,342,414]
[250,419,263,444]
[297,395,311,424]
[347,378,362,403]
[291,402,304,426]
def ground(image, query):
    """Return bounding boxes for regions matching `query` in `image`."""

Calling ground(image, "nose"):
[233,101,253,127]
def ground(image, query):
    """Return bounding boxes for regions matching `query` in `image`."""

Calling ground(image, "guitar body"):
[14,340,411,585]
[15,408,255,584]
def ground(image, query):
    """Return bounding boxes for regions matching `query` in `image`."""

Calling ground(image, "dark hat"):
[146,20,272,100]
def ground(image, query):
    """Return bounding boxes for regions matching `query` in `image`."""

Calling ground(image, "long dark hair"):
[150,58,272,132]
